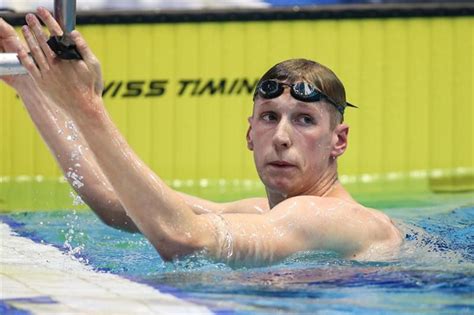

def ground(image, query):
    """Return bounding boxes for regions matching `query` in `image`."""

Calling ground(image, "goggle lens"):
[292,81,320,102]
[259,80,283,98]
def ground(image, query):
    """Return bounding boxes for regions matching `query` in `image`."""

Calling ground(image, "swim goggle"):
[254,79,357,115]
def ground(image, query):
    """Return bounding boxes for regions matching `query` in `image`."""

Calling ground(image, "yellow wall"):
[1,16,473,210]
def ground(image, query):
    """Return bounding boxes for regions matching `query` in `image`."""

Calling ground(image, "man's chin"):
[263,178,297,196]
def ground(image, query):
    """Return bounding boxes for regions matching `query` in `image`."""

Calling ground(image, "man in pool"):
[0,10,402,265]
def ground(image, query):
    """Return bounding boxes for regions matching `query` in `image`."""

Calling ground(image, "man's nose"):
[273,118,292,150]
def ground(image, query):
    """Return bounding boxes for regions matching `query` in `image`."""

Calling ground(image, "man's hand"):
[18,7,104,116]
[0,18,32,91]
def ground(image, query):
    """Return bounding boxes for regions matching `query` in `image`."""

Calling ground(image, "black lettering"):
[122,81,145,97]
[102,81,123,98]
[101,78,256,98]
[191,79,201,95]
[178,79,196,96]
[102,81,115,97]
[227,78,239,95]
[145,80,168,97]
[111,81,123,98]
[198,79,226,95]
[236,78,258,95]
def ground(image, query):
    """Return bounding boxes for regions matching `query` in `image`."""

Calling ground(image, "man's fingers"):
[36,7,63,36]
[70,31,99,68]
[0,17,17,39]
[17,48,41,79]
[0,17,24,52]
[70,30,103,93]
[22,24,50,73]
[25,13,56,63]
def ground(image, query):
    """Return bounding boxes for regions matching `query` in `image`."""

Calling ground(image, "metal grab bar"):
[0,0,77,77]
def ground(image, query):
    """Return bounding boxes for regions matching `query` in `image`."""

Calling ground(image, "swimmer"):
[0,10,402,265]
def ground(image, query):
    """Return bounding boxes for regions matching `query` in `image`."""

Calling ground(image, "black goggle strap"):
[318,92,347,115]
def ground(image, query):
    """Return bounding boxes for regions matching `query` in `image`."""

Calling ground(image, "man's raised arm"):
[0,17,139,231]
[13,9,229,261]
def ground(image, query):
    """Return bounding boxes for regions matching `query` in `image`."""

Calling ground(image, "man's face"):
[247,89,346,197]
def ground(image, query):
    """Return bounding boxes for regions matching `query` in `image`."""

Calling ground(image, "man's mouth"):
[268,161,296,168]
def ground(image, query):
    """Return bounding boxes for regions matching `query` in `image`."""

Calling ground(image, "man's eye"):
[296,115,315,125]
[261,112,278,122]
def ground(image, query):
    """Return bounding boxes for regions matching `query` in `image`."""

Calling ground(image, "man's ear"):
[246,116,254,151]
[331,123,349,158]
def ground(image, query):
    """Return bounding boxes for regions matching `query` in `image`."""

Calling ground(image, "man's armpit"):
[220,198,269,215]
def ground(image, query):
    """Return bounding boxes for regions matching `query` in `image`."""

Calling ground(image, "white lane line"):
[0,222,212,315]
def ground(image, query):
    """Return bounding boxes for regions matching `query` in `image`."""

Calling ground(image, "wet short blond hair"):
[255,59,348,129]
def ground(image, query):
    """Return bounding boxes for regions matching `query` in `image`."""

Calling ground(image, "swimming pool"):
[1,192,473,314]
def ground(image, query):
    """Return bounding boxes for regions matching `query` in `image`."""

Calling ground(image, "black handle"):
[47,35,82,60]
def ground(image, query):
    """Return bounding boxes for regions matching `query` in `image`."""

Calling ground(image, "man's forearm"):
[72,98,215,259]
[18,86,139,232]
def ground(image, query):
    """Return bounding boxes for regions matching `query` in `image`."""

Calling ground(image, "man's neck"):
[266,170,345,208]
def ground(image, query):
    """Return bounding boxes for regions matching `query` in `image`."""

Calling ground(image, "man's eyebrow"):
[295,101,321,110]
[257,100,322,111]
[255,100,277,108]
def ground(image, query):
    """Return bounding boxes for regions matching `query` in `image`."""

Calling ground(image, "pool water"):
[2,193,473,314]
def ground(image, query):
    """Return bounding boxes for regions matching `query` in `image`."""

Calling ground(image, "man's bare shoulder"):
[277,195,393,224]
[265,195,403,260]
[223,195,347,217]
[266,195,363,214]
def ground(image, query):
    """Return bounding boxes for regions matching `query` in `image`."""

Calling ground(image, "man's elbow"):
[154,234,214,262]
[96,210,139,233]
[75,187,140,233]
[86,196,140,232]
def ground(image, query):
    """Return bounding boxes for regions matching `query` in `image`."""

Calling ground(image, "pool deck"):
[0,222,212,314]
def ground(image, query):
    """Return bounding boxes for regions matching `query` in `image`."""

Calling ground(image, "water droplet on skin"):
[65,120,77,131]
[253,206,264,213]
